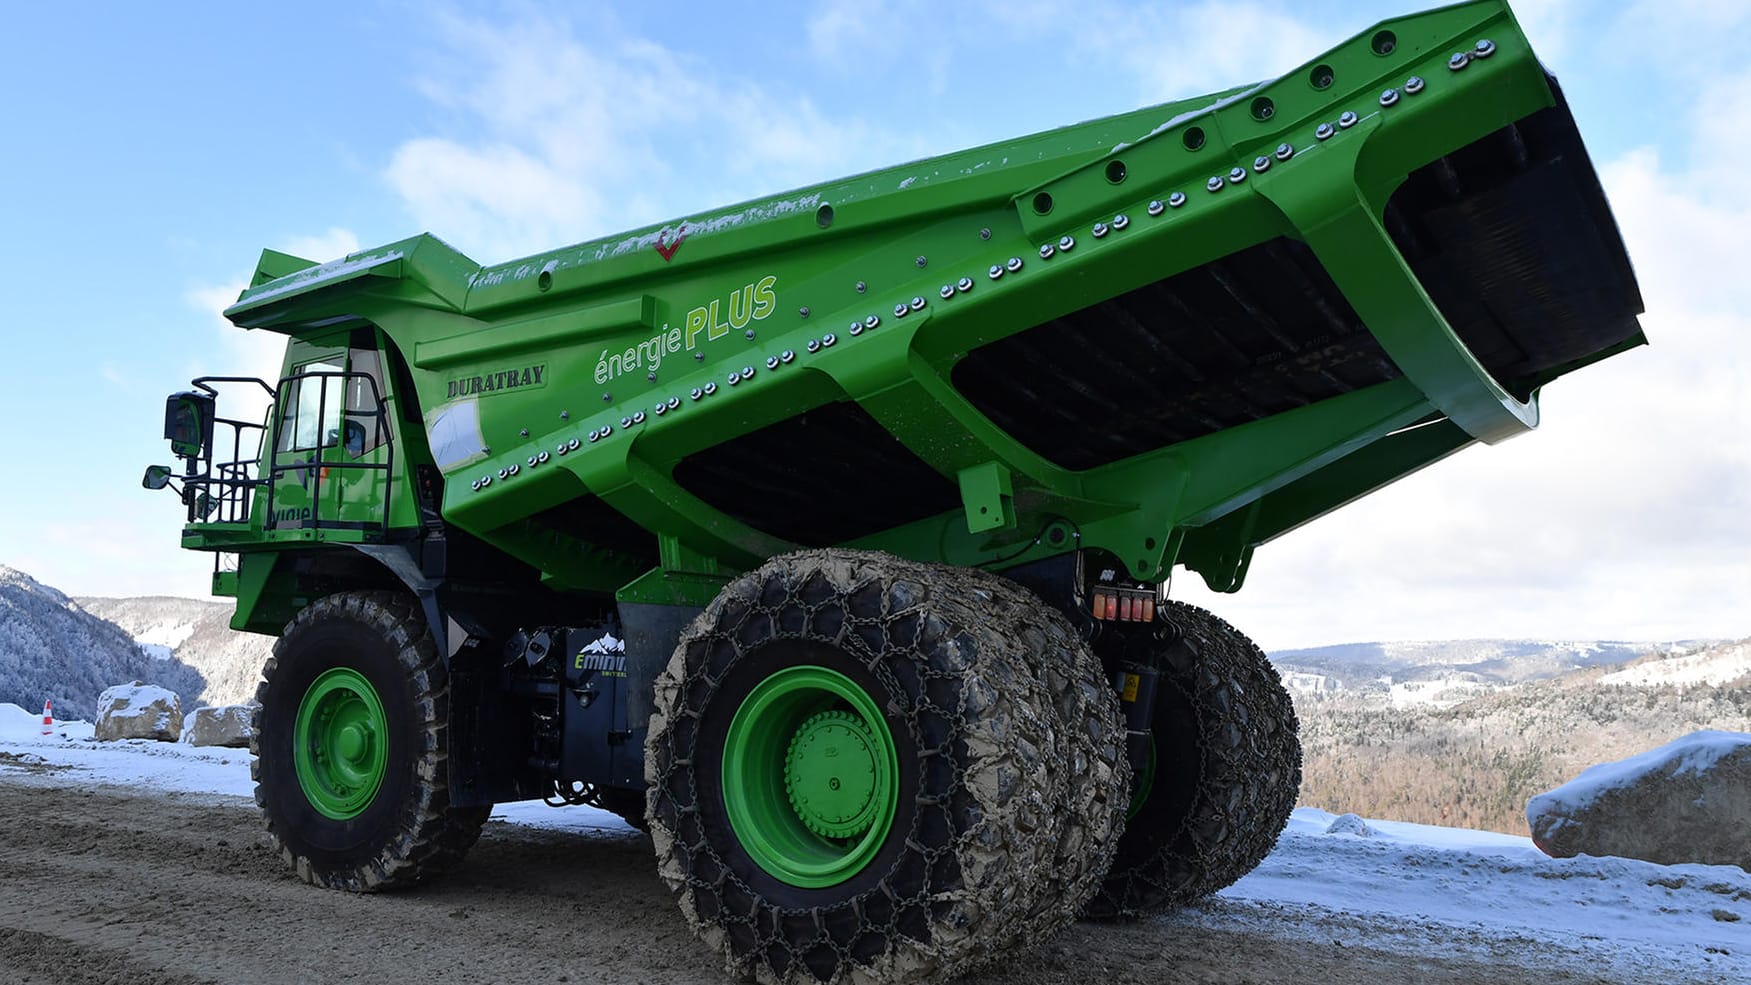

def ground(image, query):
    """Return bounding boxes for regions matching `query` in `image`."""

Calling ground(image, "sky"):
[0,0,1745,649]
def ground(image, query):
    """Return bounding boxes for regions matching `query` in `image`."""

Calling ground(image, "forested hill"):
[76,596,271,708]
[0,566,205,720]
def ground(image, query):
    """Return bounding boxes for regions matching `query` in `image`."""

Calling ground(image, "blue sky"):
[2,0,1746,648]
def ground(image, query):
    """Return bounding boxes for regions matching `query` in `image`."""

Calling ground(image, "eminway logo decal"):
[654,224,688,262]
[446,363,547,398]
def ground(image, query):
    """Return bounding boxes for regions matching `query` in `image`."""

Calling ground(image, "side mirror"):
[142,465,174,490]
[164,391,217,460]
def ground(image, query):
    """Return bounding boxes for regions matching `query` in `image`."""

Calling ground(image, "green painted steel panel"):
[169,0,1642,606]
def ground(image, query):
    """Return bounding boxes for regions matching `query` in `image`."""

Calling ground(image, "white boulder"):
[1527,730,1751,871]
[94,681,183,742]
[183,704,257,748]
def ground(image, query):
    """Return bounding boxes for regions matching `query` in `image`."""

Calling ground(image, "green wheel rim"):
[722,665,900,888]
[1127,734,1157,820]
[293,668,389,820]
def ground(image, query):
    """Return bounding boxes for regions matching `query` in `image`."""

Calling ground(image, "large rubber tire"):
[953,564,1128,918]
[1083,601,1301,919]
[250,591,490,892]
[646,549,1126,985]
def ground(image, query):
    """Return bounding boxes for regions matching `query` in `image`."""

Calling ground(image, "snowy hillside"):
[1599,640,1751,688]
[0,566,206,719]
[2,701,1744,983]
[77,595,273,707]
[1293,640,1751,834]
[1270,638,1693,693]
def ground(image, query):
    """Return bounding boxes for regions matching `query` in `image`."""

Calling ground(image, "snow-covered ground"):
[2,703,1746,981]
[128,616,197,660]
[1387,676,1502,709]
[1600,641,1751,688]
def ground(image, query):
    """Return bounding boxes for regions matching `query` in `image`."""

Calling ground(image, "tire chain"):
[947,564,1128,930]
[250,591,489,892]
[646,550,1127,985]
[1083,601,1301,918]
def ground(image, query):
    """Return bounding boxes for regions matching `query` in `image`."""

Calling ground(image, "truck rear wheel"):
[646,549,1123,985]
[1083,601,1300,918]
[251,591,489,891]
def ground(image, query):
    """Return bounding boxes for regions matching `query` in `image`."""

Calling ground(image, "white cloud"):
[1077,2,1337,103]
[1609,0,1751,74]
[280,227,360,264]
[183,226,362,424]
[384,10,903,264]
[806,0,884,61]
[1510,0,1581,61]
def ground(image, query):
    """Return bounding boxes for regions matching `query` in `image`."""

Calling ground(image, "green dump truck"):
[148,3,1642,981]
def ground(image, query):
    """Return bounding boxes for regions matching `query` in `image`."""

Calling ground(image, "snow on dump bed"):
[1528,730,1751,817]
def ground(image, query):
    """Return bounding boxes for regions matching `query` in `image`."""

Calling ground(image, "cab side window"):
[343,347,387,456]
[276,361,343,453]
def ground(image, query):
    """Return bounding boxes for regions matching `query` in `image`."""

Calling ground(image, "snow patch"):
[1278,670,1338,694]
[1111,82,1270,154]
[1226,807,1750,978]
[1325,812,1375,837]
[97,682,180,720]
[133,620,196,651]
[1600,641,1751,687]
[231,250,405,308]
[470,193,824,290]
[1388,677,1497,709]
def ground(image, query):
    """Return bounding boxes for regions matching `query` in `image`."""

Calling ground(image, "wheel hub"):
[720,664,900,888]
[784,711,882,839]
[293,668,388,820]
[337,722,369,762]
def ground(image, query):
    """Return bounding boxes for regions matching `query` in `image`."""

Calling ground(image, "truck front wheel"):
[647,549,1123,985]
[251,591,489,891]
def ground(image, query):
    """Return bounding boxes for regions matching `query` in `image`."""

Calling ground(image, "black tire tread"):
[249,591,488,892]
[1083,601,1301,918]
[647,549,1125,985]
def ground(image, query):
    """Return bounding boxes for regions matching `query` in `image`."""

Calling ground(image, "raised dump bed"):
[148,3,1641,983]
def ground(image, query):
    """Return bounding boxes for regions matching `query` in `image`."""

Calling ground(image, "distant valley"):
[2,563,1744,837]
[1279,638,1751,833]
[1269,638,1710,706]
[75,595,272,709]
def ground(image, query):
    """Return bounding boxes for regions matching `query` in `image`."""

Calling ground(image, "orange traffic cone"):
[41,699,53,736]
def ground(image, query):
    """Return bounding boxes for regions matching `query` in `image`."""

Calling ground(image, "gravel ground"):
[0,775,1713,985]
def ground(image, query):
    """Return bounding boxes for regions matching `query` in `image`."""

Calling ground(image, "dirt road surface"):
[0,776,1722,985]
